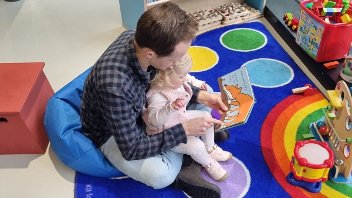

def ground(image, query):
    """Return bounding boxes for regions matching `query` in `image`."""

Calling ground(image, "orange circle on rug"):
[188,46,218,72]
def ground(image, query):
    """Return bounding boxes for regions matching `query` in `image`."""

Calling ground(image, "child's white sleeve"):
[186,74,204,87]
[146,92,177,127]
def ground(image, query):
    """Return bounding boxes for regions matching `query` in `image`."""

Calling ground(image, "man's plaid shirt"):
[81,30,192,160]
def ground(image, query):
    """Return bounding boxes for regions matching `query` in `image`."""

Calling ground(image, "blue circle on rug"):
[243,58,294,88]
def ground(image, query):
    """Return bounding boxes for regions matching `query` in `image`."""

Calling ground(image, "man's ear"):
[145,48,156,59]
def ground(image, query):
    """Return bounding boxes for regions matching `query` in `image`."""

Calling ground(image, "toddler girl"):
[143,54,232,181]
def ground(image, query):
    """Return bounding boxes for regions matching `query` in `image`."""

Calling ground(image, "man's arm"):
[100,87,187,160]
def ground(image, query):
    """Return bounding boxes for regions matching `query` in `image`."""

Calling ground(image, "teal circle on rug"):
[243,58,294,88]
[220,28,267,52]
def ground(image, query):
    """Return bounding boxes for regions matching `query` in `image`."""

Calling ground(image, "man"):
[81,2,227,197]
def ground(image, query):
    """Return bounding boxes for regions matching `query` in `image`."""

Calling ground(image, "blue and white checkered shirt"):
[81,30,192,160]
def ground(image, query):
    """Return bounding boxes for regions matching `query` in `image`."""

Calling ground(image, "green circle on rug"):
[220,28,267,52]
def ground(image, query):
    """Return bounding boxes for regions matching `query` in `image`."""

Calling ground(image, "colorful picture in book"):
[216,66,255,131]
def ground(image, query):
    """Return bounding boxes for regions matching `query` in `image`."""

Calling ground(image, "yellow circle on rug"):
[188,46,218,72]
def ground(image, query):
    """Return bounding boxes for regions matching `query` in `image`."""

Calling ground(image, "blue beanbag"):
[44,68,124,178]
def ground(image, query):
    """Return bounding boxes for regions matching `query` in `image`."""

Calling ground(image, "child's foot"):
[208,144,233,162]
[204,159,228,181]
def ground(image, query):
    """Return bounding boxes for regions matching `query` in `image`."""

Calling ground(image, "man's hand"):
[197,91,228,115]
[200,82,208,91]
[182,117,223,136]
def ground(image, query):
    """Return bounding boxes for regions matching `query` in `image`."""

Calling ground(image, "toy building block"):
[326,90,343,109]
[342,0,350,14]
[326,105,337,118]
[341,13,352,23]
[327,112,337,118]
[323,61,339,69]
[322,7,342,16]
[292,84,314,95]
[292,86,310,94]
[302,133,315,140]
[324,1,337,8]
[306,2,314,9]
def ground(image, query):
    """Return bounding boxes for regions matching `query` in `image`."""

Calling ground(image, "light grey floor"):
[0,1,324,198]
[0,1,123,198]
[0,0,124,92]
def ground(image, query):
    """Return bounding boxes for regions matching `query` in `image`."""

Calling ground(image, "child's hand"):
[171,98,185,110]
[200,83,208,91]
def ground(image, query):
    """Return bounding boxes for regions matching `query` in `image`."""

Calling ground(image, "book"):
[215,66,255,132]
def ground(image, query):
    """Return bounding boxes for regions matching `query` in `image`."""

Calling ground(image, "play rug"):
[75,21,351,197]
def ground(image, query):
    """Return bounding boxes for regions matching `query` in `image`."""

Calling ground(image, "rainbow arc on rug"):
[75,21,352,198]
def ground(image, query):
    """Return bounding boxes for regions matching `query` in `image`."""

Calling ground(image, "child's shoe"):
[208,144,233,162]
[204,159,228,181]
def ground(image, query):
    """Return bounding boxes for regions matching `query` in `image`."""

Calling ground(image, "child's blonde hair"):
[150,54,192,89]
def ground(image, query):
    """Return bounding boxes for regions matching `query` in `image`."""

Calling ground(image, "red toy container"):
[296,0,352,62]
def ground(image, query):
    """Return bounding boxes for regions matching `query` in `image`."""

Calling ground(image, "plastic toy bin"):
[296,0,352,62]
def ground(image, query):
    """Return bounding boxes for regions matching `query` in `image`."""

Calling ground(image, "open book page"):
[216,66,255,132]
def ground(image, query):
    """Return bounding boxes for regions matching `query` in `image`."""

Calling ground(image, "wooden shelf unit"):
[119,0,266,30]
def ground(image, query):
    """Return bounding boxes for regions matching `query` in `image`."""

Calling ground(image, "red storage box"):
[296,0,352,62]
[0,62,54,154]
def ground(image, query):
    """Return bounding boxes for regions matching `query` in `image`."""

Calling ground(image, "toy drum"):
[290,140,334,183]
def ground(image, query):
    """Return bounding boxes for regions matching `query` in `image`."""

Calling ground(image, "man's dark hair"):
[135,2,198,57]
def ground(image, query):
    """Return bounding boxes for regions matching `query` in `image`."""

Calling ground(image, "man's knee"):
[143,167,178,189]
[141,153,182,189]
